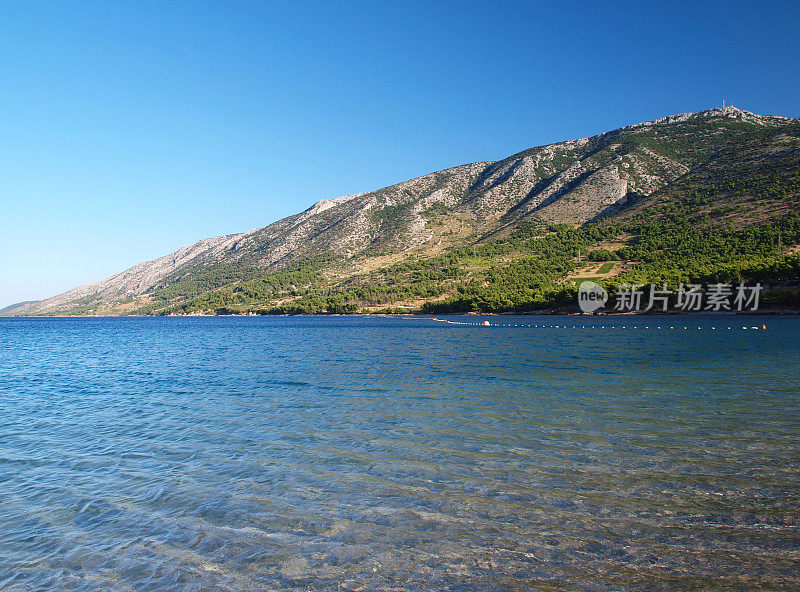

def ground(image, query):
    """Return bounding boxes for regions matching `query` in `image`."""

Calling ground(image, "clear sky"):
[1,0,798,308]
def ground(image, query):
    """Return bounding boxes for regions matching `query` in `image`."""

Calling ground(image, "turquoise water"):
[0,315,798,591]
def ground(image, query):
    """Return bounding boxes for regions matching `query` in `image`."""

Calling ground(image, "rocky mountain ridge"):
[9,106,799,315]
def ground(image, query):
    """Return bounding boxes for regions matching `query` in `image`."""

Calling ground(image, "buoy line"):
[429,318,767,330]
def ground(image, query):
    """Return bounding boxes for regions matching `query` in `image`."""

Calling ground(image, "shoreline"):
[4,309,799,319]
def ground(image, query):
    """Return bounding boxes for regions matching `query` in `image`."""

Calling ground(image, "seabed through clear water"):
[0,315,798,591]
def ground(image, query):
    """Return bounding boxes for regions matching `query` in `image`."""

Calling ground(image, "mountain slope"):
[12,106,800,316]
[0,301,40,315]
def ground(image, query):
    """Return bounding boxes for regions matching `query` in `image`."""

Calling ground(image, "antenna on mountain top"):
[723,99,726,108]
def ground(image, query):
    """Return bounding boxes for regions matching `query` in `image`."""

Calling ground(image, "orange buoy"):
[483,320,490,326]
[762,324,767,330]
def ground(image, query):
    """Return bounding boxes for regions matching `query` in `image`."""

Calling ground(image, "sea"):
[1,315,798,591]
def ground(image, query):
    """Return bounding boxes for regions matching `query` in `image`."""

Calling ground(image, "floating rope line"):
[429,318,766,330]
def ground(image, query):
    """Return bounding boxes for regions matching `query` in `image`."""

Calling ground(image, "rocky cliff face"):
[14,107,798,315]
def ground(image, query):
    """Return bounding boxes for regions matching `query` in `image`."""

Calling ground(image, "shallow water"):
[0,315,798,591]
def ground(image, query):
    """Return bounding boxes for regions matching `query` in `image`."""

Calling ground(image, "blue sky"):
[1,0,798,307]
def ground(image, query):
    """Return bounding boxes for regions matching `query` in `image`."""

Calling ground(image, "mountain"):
[10,106,800,316]
[0,301,41,315]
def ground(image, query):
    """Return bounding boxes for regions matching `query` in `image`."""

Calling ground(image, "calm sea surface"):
[1,315,798,591]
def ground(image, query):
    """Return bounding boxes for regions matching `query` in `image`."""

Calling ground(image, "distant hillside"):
[0,301,40,315]
[10,106,800,316]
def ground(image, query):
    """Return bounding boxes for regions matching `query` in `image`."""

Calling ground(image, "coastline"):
[4,309,799,319]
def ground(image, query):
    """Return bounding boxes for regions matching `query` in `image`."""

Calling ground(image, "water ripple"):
[0,315,798,591]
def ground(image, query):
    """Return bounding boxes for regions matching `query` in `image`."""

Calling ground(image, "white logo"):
[578,281,608,313]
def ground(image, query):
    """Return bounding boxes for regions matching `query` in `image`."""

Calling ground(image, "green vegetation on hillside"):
[134,210,800,315]
[596,262,616,274]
